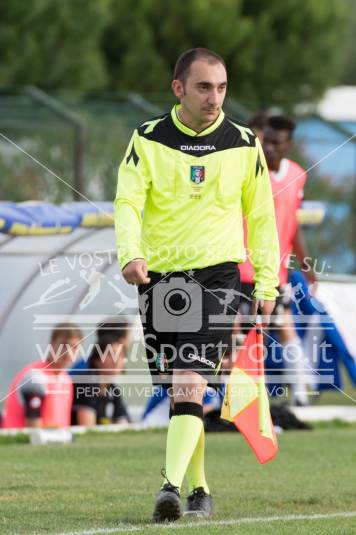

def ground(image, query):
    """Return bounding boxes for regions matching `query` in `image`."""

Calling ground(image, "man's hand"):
[122,259,151,285]
[251,298,276,325]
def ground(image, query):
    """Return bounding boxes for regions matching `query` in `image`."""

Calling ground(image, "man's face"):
[97,334,130,376]
[172,59,227,126]
[263,127,292,171]
[49,336,82,370]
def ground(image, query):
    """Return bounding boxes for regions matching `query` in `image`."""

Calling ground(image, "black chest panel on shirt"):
[137,114,256,157]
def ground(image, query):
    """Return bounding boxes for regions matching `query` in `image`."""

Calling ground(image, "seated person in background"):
[2,323,82,429]
[71,319,131,426]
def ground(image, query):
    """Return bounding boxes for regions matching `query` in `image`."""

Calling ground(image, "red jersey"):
[240,158,307,286]
[2,360,73,429]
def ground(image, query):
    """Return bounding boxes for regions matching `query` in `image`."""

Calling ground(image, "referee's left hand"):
[251,298,275,325]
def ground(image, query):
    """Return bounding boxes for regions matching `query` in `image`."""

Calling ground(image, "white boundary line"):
[46,511,356,535]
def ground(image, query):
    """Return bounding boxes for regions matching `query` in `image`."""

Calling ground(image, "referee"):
[114,48,280,522]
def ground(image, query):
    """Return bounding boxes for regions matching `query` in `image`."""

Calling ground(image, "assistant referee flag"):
[221,324,278,464]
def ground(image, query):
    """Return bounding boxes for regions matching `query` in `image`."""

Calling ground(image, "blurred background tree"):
[0,0,109,89]
[0,0,350,106]
[340,0,356,84]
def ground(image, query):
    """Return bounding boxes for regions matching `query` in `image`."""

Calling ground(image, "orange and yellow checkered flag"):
[221,324,278,464]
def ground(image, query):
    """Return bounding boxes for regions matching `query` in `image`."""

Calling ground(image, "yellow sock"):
[185,427,210,494]
[164,411,203,492]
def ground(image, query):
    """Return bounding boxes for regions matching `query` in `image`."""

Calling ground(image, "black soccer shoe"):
[152,483,183,523]
[184,487,213,517]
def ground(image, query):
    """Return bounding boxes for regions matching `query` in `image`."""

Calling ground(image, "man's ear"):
[171,79,184,99]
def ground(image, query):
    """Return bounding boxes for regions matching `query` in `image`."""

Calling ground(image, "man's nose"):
[207,89,219,105]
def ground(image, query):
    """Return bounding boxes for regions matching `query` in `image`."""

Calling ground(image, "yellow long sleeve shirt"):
[114,105,279,299]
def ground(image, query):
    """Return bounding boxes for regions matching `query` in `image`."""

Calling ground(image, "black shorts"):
[138,262,240,385]
[238,282,289,332]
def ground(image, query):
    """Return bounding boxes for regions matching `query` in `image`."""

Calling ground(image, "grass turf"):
[1,426,356,535]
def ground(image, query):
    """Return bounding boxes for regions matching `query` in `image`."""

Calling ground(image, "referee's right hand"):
[122,259,151,285]
[251,298,276,326]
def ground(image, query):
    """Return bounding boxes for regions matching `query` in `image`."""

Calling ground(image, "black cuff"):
[23,392,44,419]
[173,402,203,420]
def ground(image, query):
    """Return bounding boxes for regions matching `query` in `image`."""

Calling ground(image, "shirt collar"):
[171,104,225,137]
[270,158,290,182]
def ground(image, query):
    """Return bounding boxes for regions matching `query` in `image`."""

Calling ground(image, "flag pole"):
[256,316,269,436]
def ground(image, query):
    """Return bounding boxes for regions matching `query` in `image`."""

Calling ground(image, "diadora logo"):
[180,145,216,151]
[187,353,216,369]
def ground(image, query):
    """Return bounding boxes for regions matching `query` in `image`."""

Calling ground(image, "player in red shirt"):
[2,324,82,428]
[239,115,316,406]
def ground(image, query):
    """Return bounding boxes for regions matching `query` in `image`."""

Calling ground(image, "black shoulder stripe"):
[226,119,256,147]
[126,143,139,166]
[255,152,264,177]
[137,113,170,136]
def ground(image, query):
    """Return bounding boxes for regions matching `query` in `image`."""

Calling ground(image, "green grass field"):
[1,425,356,535]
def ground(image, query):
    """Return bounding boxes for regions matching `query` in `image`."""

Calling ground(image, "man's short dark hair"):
[96,317,130,345]
[173,48,226,82]
[266,115,296,138]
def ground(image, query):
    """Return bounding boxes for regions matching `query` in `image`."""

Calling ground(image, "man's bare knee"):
[172,370,208,404]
